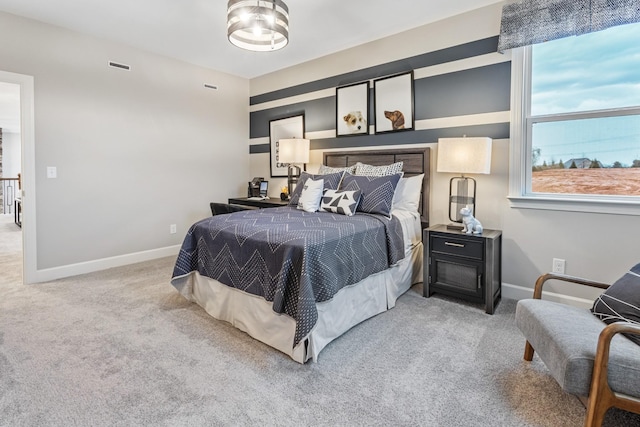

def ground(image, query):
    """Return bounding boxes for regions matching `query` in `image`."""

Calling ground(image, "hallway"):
[0,214,22,285]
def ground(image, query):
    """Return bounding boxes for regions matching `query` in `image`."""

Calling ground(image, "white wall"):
[0,11,249,275]
[2,131,21,179]
[250,3,639,303]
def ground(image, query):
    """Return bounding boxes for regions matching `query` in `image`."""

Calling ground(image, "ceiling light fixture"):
[227,0,289,52]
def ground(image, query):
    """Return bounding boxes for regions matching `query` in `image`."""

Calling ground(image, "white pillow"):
[320,189,361,216]
[391,174,424,212]
[297,178,325,212]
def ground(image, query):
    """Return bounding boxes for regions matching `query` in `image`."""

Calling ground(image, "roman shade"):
[497,0,640,52]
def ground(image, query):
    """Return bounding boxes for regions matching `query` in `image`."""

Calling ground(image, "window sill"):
[508,194,640,216]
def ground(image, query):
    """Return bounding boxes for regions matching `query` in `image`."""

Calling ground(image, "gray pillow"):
[591,263,640,346]
[288,171,344,207]
[339,173,401,217]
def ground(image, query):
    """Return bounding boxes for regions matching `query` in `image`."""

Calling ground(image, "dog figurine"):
[384,110,405,130]
[343,111,367,133]
[459,206,483,235]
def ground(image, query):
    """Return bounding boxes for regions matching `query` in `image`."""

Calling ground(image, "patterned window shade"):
[497,0,640,52]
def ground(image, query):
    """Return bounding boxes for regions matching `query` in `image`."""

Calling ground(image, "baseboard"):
[502,282,594,309]
[32,245,181,283]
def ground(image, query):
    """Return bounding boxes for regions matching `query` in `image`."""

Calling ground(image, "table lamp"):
[278,138,310,197]
[437,137,492,229]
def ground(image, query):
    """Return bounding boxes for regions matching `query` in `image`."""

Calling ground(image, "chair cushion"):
[591,263,640,345]
[516,299,640,397]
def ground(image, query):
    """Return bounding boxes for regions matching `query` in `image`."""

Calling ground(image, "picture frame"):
[336,81,369,137]
[269,114,305,177]
[373,71,414,134]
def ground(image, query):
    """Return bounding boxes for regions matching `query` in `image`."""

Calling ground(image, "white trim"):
[305,129,335,140]
[249,136,269,146]
[508,47,528,199]
[508,195,640,215]
[33,245,181,283]
[250,87,335,112]
[502,282,595,309]
[415,111,510,130]
[0,70,36,284]
[413,52,511,80]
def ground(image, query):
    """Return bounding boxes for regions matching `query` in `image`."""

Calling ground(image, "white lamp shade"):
[278,138,310,164]
[437,137,492,174]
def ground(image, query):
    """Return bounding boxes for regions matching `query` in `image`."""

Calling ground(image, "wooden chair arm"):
[533,273,609,299]
[586,322,640,426]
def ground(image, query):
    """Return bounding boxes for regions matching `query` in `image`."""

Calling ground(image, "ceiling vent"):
[108,61,131,71]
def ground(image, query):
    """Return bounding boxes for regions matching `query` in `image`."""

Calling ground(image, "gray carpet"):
[1,223,639,426]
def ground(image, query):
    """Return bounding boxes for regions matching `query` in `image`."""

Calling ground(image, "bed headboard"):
[323,147,431,227]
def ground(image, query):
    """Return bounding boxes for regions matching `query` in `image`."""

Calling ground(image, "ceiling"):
[0,0,502,133]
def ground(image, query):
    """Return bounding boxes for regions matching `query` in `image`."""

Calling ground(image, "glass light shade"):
[437,137,493,174]
[227,0,289,52]
[278,138,310,164]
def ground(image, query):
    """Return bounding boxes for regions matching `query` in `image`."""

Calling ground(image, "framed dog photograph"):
[269,114,305,177]
[336,81,369,137]
[373,71,414,134]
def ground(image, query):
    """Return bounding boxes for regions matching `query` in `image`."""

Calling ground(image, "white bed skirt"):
[172,242,423,363]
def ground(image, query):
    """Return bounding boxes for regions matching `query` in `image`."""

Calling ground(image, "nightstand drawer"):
[431,235,483,260]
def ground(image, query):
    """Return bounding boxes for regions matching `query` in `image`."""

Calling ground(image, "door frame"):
[1,70,36,284]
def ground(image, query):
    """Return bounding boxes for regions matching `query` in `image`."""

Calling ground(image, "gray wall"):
[250,3,639,303]
[0,11,249,273]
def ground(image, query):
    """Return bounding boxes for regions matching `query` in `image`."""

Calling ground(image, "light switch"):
[47,166,57,179]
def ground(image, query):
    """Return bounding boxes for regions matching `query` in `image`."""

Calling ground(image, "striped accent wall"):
[249,36,510,154]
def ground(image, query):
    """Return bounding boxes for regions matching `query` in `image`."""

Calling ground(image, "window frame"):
[508,46,640,216]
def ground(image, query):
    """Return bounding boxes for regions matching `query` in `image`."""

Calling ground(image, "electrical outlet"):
[552,258,565,274]
[170,224,177,234]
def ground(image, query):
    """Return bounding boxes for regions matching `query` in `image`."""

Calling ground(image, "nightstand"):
[227,197,289,209]
[423,224,502,314]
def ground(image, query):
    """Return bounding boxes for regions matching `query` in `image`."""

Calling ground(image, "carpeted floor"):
[1,217,638,426]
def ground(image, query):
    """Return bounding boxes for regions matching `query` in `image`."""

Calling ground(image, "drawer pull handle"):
[445,242,465,248]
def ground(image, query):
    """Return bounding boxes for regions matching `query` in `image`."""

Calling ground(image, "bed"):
[170,147,430,363]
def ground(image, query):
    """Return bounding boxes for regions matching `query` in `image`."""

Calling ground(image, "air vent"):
[204,84,218,90]
[108,61,131,71]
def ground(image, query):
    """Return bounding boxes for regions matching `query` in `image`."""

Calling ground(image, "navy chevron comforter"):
[171,206,404,347]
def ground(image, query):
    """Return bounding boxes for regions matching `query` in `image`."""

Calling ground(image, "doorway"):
[0,70,35,284]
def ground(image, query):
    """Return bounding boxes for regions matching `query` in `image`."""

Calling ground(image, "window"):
[509,23,640,214]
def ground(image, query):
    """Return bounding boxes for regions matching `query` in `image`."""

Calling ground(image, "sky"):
[530,22,640,167]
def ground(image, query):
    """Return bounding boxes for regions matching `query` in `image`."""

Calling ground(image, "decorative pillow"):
[591,263,640,346]
[288,171,344,207]
[320,189,361,216]
[297,178,324,212]
[391,174,424,212]
[318,163,358,175]
[355,161,403,177]
[340,173,402,217]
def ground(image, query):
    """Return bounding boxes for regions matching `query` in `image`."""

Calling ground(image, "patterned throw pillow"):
[320,189,361,216]
[288,171,344,207]
[591,263,640,346]
[297,178,324,212]
[340,173,402,217]
[318,163,358,175]
[355,161,403,177]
